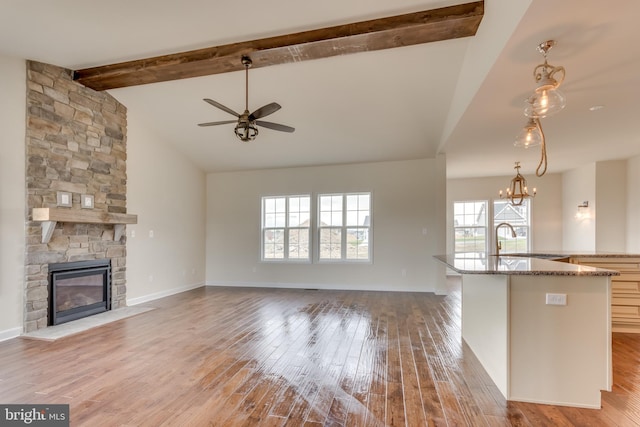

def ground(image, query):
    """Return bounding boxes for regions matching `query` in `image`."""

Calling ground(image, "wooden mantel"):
[32,207,138,243]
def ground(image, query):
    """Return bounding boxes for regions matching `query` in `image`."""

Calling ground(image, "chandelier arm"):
[535,118,548,177]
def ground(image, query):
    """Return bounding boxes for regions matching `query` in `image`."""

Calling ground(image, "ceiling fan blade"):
[203,98,239,117]
[249,102,281,121]
[256,120,295,133]
[198,120,237,127]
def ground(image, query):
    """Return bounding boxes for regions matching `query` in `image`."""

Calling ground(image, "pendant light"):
[514,40,565,177]
[524,40,566,118]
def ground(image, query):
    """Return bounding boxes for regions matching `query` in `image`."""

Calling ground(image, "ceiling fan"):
[198,56,295,142]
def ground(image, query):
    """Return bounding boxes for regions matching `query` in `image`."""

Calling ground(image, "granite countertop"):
[510,251,640,259]
[434,254,620,276]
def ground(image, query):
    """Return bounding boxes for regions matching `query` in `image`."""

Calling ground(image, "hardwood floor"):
[1,282,640,426]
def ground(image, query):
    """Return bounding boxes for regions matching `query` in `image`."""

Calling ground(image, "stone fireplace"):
[24,61,131,332]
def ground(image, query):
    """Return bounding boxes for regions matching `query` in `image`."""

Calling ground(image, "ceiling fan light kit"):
[198,56,295,142]
[235,121,259,142]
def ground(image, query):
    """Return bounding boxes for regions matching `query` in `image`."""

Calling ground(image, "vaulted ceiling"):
[1,0,639,178]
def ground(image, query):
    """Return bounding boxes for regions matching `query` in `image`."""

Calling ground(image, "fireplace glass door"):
[49,260,111,325]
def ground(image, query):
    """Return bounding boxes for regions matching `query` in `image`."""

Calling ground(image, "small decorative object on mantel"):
[81,194,94,209]
[56,191,72,208]
[499,162,536,206]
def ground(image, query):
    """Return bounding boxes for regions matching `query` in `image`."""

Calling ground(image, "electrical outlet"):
[545,293,567,305]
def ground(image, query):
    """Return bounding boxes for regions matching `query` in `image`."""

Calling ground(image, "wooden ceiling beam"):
[73,1,483,91]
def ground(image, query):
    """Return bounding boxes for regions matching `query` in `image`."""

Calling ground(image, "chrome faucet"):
[495,222,517,257]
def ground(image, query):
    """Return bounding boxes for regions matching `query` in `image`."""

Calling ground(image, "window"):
[453,201,488,257]
[318,193,371,261]
[262,195,311,261]
[493,199,530,253]
[453,199,532,259]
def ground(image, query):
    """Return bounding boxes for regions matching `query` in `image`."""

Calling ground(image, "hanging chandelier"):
[514,40,565,177]
[499,162,536,206]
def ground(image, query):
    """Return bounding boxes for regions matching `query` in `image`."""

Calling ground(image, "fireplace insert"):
[48,259,111,325]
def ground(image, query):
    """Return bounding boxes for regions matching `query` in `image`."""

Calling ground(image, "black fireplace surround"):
[48,259,111,325]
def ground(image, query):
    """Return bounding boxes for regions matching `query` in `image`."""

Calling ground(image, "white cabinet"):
[571,257,640,333]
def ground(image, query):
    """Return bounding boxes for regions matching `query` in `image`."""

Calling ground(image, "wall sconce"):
[575,201,591,220]
[499,162,536,206]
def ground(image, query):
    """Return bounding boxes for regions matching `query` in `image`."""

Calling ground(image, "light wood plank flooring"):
[1,282,639,426]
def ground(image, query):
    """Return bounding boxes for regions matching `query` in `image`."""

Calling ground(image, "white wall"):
[628,155,640,253]
[595,160,627,252]
[562,160,630,253]
[434,154,448,294]
[0,56,26,340]
[125,109,207,304]
[562,163,596,252]
[447,172,563,253]
[441,0,532,146]
[206,159,443,292]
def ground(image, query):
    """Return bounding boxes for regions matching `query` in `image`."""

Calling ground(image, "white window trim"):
[453,200,489,256]
[492,198,532,254]
[453,199,533,257]
[261,194,312,263]
[317,192,372,264]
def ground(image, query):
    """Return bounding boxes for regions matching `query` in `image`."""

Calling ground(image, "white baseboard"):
[205,280,434,293]
[127,282,205,306]
[0,327,22,342]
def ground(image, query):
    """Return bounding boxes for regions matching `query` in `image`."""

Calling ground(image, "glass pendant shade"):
[525,47,566,118]
[524,87,566,118]
[514,118,543,148]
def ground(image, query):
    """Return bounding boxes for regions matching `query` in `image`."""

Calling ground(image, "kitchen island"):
[434,254,619,408]
[518,252,640,333]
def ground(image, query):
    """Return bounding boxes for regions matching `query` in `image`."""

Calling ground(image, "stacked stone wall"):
[25,61,128,332]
